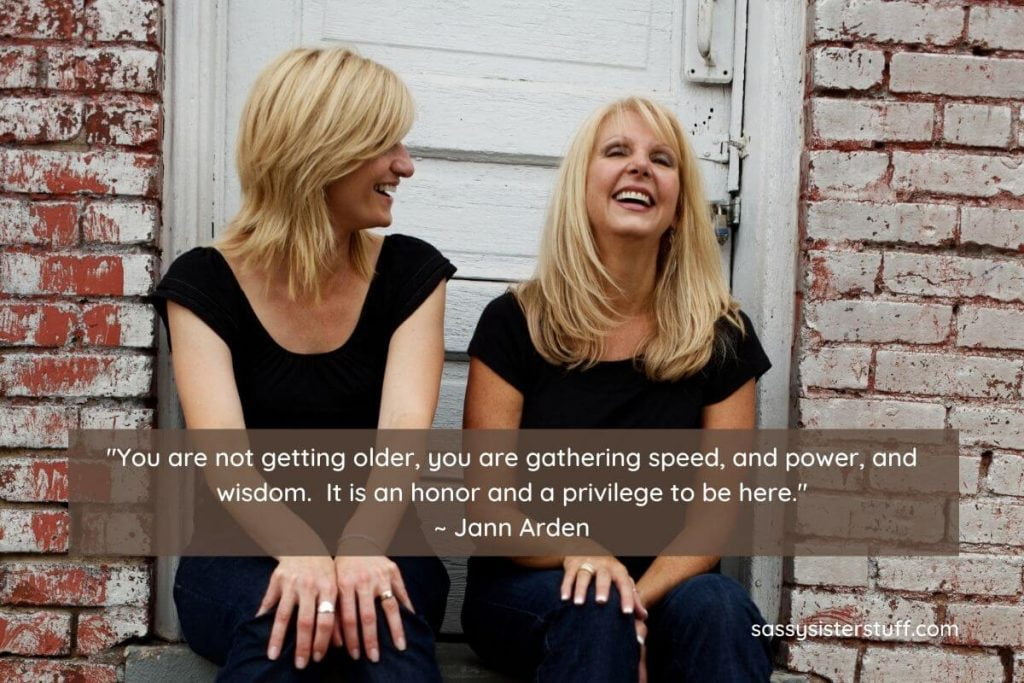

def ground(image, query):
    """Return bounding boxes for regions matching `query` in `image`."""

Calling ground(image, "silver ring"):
[578,562,596,575]
[316,600,335,614]
[379,589,395,601]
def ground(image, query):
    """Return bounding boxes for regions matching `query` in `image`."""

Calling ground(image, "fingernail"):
[596,595,607,604]
[296,656,307,669]
[313,651,323,663]
[573,596,583,605]
[369,647,380,663]
[349,649,360,660]
[397,637,407,651]
[624,606,634,614]
[267,646,279,660]
[561,593,569,601]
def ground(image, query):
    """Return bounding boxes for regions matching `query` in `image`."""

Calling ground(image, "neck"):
[595,234,660,316]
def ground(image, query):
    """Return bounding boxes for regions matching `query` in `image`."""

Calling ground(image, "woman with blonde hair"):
[155,47,453,680]
[461,97,773,681]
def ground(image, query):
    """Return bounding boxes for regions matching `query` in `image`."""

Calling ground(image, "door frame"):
[157,0,804,638]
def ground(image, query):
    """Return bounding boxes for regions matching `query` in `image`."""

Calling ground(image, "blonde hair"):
[516,96,743,381]
[217,47,414,301]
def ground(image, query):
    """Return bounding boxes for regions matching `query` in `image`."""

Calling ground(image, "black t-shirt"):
[468,292,771,428]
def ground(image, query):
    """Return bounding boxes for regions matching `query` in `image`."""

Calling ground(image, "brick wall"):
[791,1,1024,680]
[0,0,160,679]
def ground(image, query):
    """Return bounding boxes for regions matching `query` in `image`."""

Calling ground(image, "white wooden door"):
[214,0,746,428]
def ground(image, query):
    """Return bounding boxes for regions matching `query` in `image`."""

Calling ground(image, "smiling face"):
[325,142,415,233]
[584,109,680,247]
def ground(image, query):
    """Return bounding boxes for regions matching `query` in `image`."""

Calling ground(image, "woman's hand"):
[333,555,414,662]
[256,556,337,669]
[560,556,647,618]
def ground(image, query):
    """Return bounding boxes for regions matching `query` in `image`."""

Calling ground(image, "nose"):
[392,143,414,178]
[626,154,651,178]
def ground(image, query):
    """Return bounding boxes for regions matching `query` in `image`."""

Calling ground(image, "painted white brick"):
[960,501,1024,547]
[791,556,869,587]
[960,456,980,495]
[79,407,154,430]
[800,398,945,429]
[958,306,1024,350]
[812,98,933,143]
[893,151,1024,199]
[862,647,1004,683]
[988,454,1024,498]
[790,589,936,642]
[970,6,1024,51]
[806,300,951,343]
[806,201,956,246]
[811,47,884,91]
[809,151,889,200]
[82,302,156,347]
[83,0,160,43]
[0,353,153,398]
[962,207,1024,251]
[786,641,858,683]
[952,406,1024,450]
[76,605,148,654]
[946,603,1024,647]
[0,46,39,88]
[875,350,1021,399]
[800,346,871,390]
[876,556,1024,596]
[1016,652,1024,683]
[0,406,72,448]
[45,47,159,93]
[0,253,156,296]
[805,250,879,297]
[815,0,964,45]
[0,149,159,197]
[891,53,1024,99]
[0,97,83,142]
[944,104,1013,148]
[82,201,157,244]
[884,253,1024,303]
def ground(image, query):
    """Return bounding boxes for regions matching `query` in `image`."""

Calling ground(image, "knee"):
[660,574,758,633]
[551,585,635,642]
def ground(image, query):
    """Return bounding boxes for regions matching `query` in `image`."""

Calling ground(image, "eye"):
[604,144,628,157]
[652,152,675,167]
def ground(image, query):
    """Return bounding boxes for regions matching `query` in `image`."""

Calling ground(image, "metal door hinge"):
[712,197,740,244]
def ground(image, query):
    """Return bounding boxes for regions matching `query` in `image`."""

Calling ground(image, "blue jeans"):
[462,559,772,682]
[174,556,449,682]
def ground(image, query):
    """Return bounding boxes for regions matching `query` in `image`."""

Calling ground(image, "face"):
[584,110,680,246]
[325,142,414,232]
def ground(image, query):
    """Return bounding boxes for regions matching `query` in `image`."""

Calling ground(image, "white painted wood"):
[685,0,736,83]
[444,280,510,354]
[434,361,468,429]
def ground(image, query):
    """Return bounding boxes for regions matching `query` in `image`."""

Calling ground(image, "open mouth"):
[613,189,654,207]
[374,183,397,198]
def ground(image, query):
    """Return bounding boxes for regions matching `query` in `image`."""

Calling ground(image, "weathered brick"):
[85,96,160,146]
[0,353,152,397]
[808,151,889,200]
[0,509,69,552]
[0,46,38,89]
[805,250,880,298]
[806,201,956,246]
[891,53,1024,99]
[943,104,1013,149]
[46,47,159,93]
[79,406,153,429]
[0,149,160,196]
[0,252,157,296]
[958,306,1024,350]
[876,556,1023,596]
[82,200,157,244]
[796,492,946,543]
[952,406,1024,450]
[811,98,933,143]
[960,500,1024,547]
[875,350,1021,399]
[811,47,884,91]
[76,606,148,654]
[989,454,1024,498]
[799,398,945,429]
[1016,652,1024,683]
[962,206,1024,251]
[0,199,78,246]
[969,6,1024,52]
[0,659,117,682]
[0,458,67,502]
[0,0,81,40]
[0,406,71,448]
[0,97,83,143]
[893,151,1024,199]
[0,304,77,346]
[790,589,936,642]
[82,302,156,347]
[0,609,70,655]
[785,641,858,683]
[862,647,1004,683]
[799,346,870,391]
[84,0,161,43]
[961,455,980,495]
[806,300,951,343]
[884,253,1024,303]
[814,0,963,46]
[791,556,869,587]
[0,561,149,606]
[946,603,1024,647]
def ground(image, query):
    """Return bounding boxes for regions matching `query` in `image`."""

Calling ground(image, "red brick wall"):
[0,0,160,678]
[791,1,1024,680]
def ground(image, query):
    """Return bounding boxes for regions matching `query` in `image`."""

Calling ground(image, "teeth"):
[613,190,653,206]
[374,184,397,196]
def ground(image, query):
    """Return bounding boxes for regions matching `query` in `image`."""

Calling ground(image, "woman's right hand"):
[256,555,337,669]
[560,556,647,618]
[333,555,414,662]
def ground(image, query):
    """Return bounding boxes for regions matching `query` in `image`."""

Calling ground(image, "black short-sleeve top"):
[468,292,771,429]
[153,234,456,429]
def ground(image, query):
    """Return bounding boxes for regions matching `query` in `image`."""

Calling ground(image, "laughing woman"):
[461,97,774,682]
[154,48,452,680]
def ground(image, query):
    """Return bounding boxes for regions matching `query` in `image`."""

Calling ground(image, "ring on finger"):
[379,589,395,601]
[578,562,596,575]
[316,600,335,614]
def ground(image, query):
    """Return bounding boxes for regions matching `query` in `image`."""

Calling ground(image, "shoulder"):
[377,234,456,329]
[478,291,527,330]
[160,246,233,289]
[380,234,450,272]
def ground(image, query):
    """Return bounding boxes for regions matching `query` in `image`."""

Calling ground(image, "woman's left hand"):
[332,555,414,662]
[560,556,647,618]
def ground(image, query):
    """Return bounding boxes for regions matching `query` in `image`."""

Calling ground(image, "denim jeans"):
[461,559,772,682]
[174,556,449,682]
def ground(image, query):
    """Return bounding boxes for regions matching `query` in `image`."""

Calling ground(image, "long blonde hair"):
[516,97,743,381]
[218,47,414,301]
